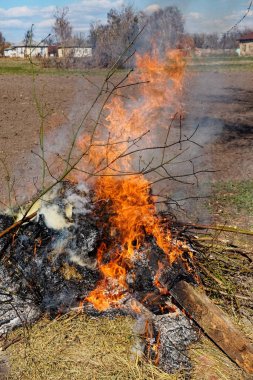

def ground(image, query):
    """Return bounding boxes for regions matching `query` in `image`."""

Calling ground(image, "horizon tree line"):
[0,5,252,63]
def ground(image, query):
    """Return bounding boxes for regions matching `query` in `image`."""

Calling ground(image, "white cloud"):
[143,4,161,15]
[187,12,202,20]
[0,6,36,18]
[36,19,54,28]
[0,19,25,28]
[0,1,125,42]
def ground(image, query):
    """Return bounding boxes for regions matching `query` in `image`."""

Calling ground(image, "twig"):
[181,222,253,236]
[0,212,37,239]
[203,287,252,302]
[1,335,24,351]
[197,262,226,288]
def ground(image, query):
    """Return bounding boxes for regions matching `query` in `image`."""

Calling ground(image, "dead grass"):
[190,336,245,380]
[5,312,180,380]
[3,304,252,379]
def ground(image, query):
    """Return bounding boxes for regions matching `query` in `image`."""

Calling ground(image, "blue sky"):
[0,0,252,43]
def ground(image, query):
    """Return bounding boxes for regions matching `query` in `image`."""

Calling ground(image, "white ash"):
[0,181,99,328]
[38,203,72,230]
[0,293,40,335]
[153,311,198,373]
[15,181,91,231]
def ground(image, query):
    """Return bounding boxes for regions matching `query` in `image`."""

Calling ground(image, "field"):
[1,56,252,219]
[0,56,253,379]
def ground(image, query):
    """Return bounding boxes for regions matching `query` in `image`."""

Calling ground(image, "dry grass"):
[190,336,245,380]
[3,310,251,379]
[4,312,180,380]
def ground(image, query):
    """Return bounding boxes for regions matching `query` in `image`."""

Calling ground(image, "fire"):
[75,49,186,177]
[77,48,187,311]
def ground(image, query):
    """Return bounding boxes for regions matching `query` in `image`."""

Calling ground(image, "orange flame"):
[77,49,187,311]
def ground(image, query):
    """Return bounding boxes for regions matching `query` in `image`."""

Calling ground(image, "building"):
[57,46,92,58]
[4,43,48,58]
[238,32,253,56]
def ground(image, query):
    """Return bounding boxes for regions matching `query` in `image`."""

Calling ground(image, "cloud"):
[36,19,54,28]
[0,6,35,18]
[2,0,252,43]
[187,12,203,20]
[143,4,161,15]
[0,19,25,28]
[0,1,124,42]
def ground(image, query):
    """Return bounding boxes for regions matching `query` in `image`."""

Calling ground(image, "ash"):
[0,181,199,374]
[0,182,100,332]
[154,311,198,373]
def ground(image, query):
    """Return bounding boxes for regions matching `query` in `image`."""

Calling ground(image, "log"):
[123,297,154,321]
[170,280,253,374]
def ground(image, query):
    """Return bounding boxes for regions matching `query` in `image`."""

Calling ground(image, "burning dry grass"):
[5,312,180,380]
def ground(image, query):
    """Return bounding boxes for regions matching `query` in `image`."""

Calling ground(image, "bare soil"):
[184,70,253,181]
[0,67,253,379]
[0,74,90,205]
[0,69,252,213]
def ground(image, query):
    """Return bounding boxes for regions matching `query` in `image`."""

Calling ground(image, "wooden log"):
[123,297,154,321]
[170,280,253,374]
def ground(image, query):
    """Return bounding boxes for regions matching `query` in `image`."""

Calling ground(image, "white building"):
[4,43,48,58]
[238,32,253,56]
[57,46,92,58]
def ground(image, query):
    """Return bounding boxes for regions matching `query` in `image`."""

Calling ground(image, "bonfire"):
[0,46,252,378]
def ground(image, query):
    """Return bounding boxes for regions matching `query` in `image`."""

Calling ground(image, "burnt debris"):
[0,181,198,374]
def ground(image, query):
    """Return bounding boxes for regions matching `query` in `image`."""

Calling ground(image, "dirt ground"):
[0,68,252,212]
[184,70,253,181]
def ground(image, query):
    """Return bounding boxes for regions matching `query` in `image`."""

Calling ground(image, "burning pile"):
[74,48,190,311]
[1,46,253,376]
[0,48,200,373]
[0,180,198,373]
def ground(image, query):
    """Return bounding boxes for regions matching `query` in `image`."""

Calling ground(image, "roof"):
[238,32,253,41]
[57,45,92,49]
[12,41,48,47]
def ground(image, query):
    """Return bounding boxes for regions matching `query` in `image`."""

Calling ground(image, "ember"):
[0,48,199,374]
[73,49,189,313]
[0,180,197,373]
[2,45,252,377]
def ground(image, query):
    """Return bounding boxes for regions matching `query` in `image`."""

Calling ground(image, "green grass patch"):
[212,180,253,213]
[188,55,253,72]
[2,55,253,76]
[0,58,127,76]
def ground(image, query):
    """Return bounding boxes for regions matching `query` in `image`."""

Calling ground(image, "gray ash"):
[153,311,198,373]
[0,181,199,373]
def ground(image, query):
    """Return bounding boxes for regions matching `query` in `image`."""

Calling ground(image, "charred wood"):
[170,280,253,375]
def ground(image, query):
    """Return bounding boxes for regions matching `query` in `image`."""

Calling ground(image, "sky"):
[0,0,252,43]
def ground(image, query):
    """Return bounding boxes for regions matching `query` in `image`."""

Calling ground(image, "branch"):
[0,212,37,239]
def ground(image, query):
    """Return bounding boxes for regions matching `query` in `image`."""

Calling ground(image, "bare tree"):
[192,33,219,49]
[192,33,205,48]
[203,33,219,49]
[192,28,252,50]
[89,5,139,67]
[220,28,252,49]
[52,7,73,46]
[139,6,184,54]
[0,32,6,56]
[23,27,34,46]
[72,32,88,47]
